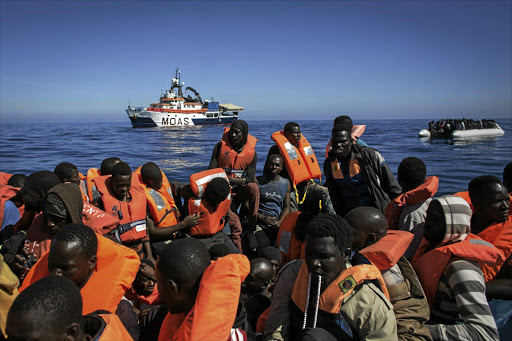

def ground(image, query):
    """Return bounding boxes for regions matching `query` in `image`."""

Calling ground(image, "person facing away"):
[93,161,153,260]
[386,156,439,259]
[346,206,432,341]
[20,223,140,315]
[208,120,260,252]
[0,174,26,233]
[136,162,199,244]
[264,214,396,341]
[324,124,401,217]
[467,175,512,298]
[54,161,89,202]
[155,238,250,341]
[267,122,335,216]
[411,195,503,341]
[6,275,132,341]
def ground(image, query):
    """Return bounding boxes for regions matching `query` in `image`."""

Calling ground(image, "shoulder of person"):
[275,259,303,283]
[343,281,394,311]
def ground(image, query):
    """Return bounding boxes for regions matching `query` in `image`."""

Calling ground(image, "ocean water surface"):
[1,118,511,196]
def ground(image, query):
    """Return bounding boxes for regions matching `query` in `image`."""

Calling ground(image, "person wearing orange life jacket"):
[385,157,439,259]
[134,162,199,245]
[325,124,401,217]
[155,238,251,341]
[54,162,90,203]
[324,115,368,158]
[411,195,503,340]
[276,211,314,265]
[94,162,153,260]
[87,157,122,204]
[0,173,11,186]
[346,206,432,341]
[209,120,260,252]
[264,214,396,341]
[0,174,27,232]
[124,259,162,311]
[7,275,133,341]
[267,122,335,216]
[20,223,140,316]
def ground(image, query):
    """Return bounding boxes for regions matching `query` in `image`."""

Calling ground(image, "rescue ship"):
[126,68,244,128]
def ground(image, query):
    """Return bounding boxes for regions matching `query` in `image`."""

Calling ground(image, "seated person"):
[346,207,432,341]
[6,275,132,340]
[467,175,511,299]
[87,156,122,203]
[242,258,274,333]
[94,162,152,259]
[0,254,19,338]
[2,182,83,280]
[385,157,439,259]
[1,175,25,233]
[20,223,140,315]
[253,154,290,251]
[124,259,162,311]
[267,122,335,215]
[208,120,259,252]
[324,124,401,216]
[412,196,502,340]
[54,162,89,202]
[134,162,199,247]
[260,246,283,281]
[264,214,396,340]
[276,211,314,265]
[156,238,250,340]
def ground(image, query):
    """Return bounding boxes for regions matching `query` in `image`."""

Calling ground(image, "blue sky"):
[1,0,511,123]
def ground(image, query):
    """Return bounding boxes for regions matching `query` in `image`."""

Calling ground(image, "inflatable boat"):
[419,124,505,140]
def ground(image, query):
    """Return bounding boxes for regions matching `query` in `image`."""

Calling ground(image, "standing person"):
[267,122,335,215]
[208,120,259,252]
[385,157,439,259]
[324,124,401,216]
[94,162,152,260]
[155,238,250,341]
[264,214,396,341]
[6,275,132,340]
[20,223,140,315]
[253,154,290,252]
[346,207,432,341]
[324,115,368,158]
[412,196,503,340]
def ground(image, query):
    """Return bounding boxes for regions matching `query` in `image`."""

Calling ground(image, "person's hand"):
[182,213,201,229]
[260,215,278,228]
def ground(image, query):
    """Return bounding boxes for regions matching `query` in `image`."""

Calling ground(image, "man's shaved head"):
[345,207,388,250]
[242,258,274,296]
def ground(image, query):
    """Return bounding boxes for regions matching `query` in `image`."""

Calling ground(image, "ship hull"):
[126,109,238,128]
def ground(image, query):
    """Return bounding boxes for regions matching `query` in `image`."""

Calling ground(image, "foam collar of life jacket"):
[360,230,414,270]
[158,254,250,341]
[20,234,140,314]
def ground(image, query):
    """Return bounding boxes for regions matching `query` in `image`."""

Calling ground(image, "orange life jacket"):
[291,261,389,316]
[187,169,232,236]
[0,172,12,186]
[271,131,321,187]
[385,176,439,230]
[82,202,120,235]
[217,127,258,178]
[476,213,512,281]
[411,235,504,307]
[86,311,134,341]
[94,175,147,243]
[158,254,250,341]
[277,212,305,264]
[124,286,162,309]
[324,125,366,158]
[20,234,140,314]
[134,167,179,227]
[360,230,414,270]
[0,185,19,228]
[87,168,102,203]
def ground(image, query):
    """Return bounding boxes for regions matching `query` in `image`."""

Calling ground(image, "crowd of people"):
[428,118,499,134]
[0,116,511,341]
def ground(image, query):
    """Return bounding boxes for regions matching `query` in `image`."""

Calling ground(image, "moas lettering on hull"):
[126,68,244,128]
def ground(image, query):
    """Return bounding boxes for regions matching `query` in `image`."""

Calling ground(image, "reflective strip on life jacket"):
[190,168,229,198]
[217,127,258,178]
[411,234,504,307]
[21,234,140,315]
[271,131,321,186]
[360,230,414,270]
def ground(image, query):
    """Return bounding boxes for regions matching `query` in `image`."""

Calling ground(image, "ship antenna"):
[128,99,131,109]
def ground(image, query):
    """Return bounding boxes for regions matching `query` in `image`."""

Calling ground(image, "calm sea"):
[1,119,511,196]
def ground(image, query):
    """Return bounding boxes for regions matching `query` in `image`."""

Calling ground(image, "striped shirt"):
[427,258,499,340]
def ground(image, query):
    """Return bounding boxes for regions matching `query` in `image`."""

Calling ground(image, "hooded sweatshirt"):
[415,196,499,341]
